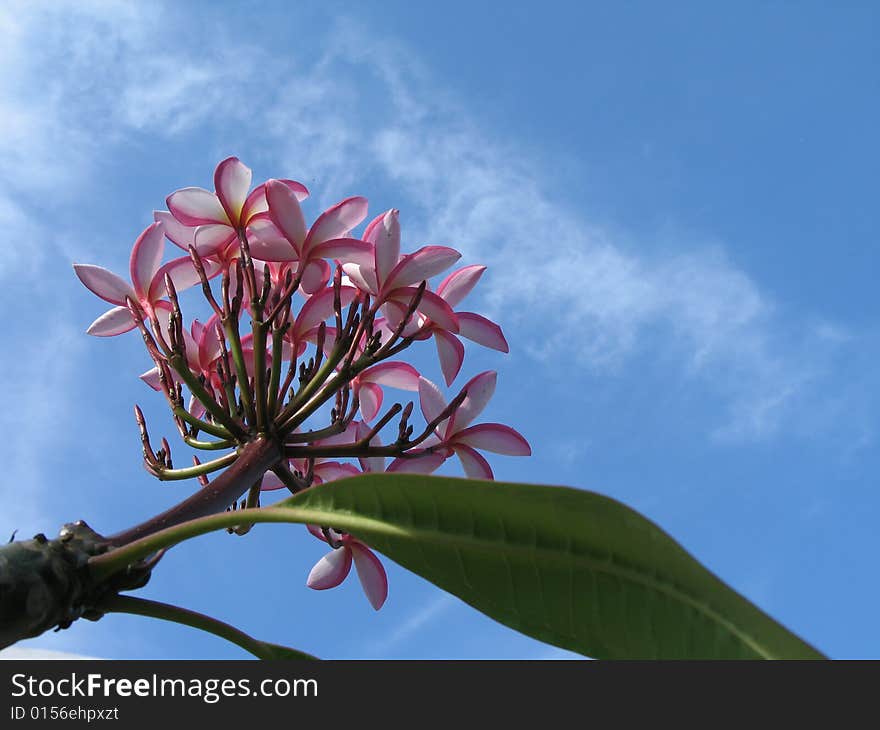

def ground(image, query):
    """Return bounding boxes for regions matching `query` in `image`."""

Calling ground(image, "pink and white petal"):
[436,265,486,308]
[372,209,401,284]
[341,262,379,296]
[453,444,494,480]
[387,289,459,333]
[148,256,220,303]
[457,312,509,352]
[153,210,196,250]
[362,211,386,244]
[360,361,420,390]
[355,421,385,474]
[266,178,307,249]
[307,524,328,542]
[434,329,465,386]
[74,264,135,306]
[277,178,309,202]
[453,370,497,431]
[306,547,353,590]
[316,421,360,448]
[295,286,356,335]
[310,237,374,266]
[86,306,136,336]
[130,222,166,300]
[350,544,388,610]
[248,235,299,263]
[453,423,531,456]
[313,462,362,483]
[139,366,163,391]
[386,451,447,474]
[259,473,286,492]
[417,376,447,425]
[214,157,252,226]
[304,196,369,252]
[385,246,462,291]
[166,187,228,226]
[193,223,236,256]
[358,382,383,422]
[188,395,207,421]
[240,184,268,223]
[299,259,331,294]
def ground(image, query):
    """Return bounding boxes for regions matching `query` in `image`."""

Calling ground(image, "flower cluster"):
[75,157,530,610]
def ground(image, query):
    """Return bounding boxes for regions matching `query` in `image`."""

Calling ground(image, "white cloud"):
[365,593,456,656]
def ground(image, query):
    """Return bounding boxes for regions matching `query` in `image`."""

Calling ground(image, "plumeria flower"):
[306,525,388,610]
[415,265,509,386]
[388,371,530,479]
[74,221,215,337]
[342,209,460,333]
[245,179,375,293]
[352,361,421,422]
[159,157,310,266]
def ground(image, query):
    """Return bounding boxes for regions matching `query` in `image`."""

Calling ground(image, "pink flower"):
[352,361,421,422]
[74,221,214,337]
[342,209,460,333]
[425,265,510,385]
[245,179,375,293]
[161,157,310,265]
[306,525,388,610]
[388,371,531,479]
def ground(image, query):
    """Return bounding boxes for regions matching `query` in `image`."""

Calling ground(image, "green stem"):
[267,326,284,418]
[100,595,315,660]
[154,451,238,481]
[169,355,246,439]
[223,317,256,427]
[182,435,236,451]
[90,505,319,581]
[173,407,234,441]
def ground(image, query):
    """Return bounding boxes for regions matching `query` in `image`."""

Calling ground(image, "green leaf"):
[279,474,824,659]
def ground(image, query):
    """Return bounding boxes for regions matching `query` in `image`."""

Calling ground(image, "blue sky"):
[0,0,877,659]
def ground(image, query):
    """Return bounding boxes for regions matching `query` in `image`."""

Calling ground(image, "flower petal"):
[73,264,135,306]
[358,381,383,423]
[457,312,509,352]
[139,366,163,390]
[453,370,497,431]
[294,285,356,336]
[371,209,400,285]
[299,259,331,294]
[313,462,362,483]
[310,237,375,266]
[453,444,494,479]
[350,544,388,610]
[166,187,229,227]
[266,178,307,250]
[130,222,165,299]
[387,451,447,474]
[304,196,369,253]
[418,376,447,425]
[385,245,461,291]
[387,288,459,333]
[154,210,196,250]
[360,361,420,390]
[86,306,135,336]
[148,256,219,303]
[214,157,252,226]
[341,262,379,296]
[434,329,465,386]
[436,265,486,308]
[306,547,353,590]
[193,224,236,257]
[453,423,531,455]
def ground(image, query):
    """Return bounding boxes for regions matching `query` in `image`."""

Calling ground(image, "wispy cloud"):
[364,594,457,657]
